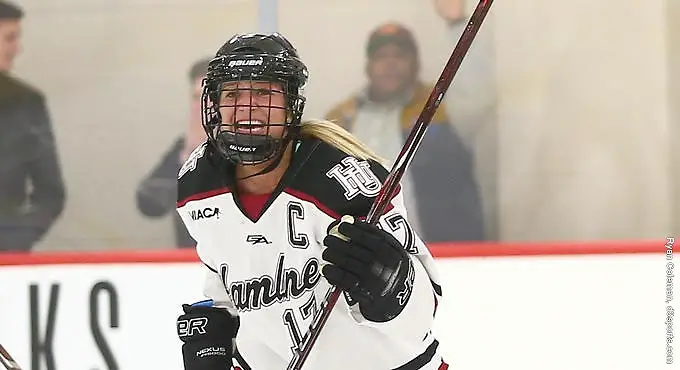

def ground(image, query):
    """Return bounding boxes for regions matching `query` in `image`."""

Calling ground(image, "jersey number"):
[178,143,206,179]
[382,214,418,254]
[282,294,318,354]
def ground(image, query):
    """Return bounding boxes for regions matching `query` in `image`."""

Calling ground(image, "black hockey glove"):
[176,302,238,370]
[322,215,415,323]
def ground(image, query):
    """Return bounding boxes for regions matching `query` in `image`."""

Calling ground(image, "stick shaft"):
[0,344,22,370]
[288,2,495,368]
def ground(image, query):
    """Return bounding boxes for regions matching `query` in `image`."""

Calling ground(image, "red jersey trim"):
[177,187,231,208]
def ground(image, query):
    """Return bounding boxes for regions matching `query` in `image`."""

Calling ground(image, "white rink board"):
[0,254,672,370]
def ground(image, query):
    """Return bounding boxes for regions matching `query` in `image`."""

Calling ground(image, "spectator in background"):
[136,57,211,248]
[0,1,66,251]
[326,0,492,243]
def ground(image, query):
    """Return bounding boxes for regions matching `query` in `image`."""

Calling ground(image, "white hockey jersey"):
[176,138,447,370]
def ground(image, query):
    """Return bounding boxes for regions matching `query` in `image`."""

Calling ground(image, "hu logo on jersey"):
[326,157,382,200]
[227,253,321,312]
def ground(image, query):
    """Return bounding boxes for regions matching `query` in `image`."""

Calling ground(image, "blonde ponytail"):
[299,119,386,164]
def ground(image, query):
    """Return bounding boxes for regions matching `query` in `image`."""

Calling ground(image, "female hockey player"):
[175,32,447,370]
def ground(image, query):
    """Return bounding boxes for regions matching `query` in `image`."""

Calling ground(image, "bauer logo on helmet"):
[227,59,264,68]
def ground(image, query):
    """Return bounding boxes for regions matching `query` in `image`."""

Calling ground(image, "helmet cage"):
[201,49,307,165]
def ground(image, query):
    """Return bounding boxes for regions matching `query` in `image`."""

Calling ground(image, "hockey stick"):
[287,1,495,369]
[0,344,22,370]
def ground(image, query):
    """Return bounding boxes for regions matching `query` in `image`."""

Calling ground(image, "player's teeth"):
[237,120,265,126]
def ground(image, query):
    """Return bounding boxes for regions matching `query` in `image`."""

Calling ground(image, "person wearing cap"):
[326,0,493,243]
[0,1,67,251]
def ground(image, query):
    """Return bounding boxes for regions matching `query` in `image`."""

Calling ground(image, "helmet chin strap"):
[235,137,292,181]
[233,124,300,181]
[210,116,301,181]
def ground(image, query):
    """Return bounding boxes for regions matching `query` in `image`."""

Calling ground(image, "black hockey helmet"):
[201,33,309,166]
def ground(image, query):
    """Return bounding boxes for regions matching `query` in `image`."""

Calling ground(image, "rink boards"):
[0,244,672,370]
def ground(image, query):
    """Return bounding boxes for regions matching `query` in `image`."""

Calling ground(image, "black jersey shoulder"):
[177,142,230,207]
[287,138,389,218]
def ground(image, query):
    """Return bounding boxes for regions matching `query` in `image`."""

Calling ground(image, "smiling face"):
[217,80,288,138]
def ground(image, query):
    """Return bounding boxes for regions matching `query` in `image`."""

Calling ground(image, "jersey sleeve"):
[345,185,442,344]
[311,152,442,344]
[376,186,443,303]
[175,142,238,313]
[196,244,238,314]
[296,145,444,331]
[178,194,238,313]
